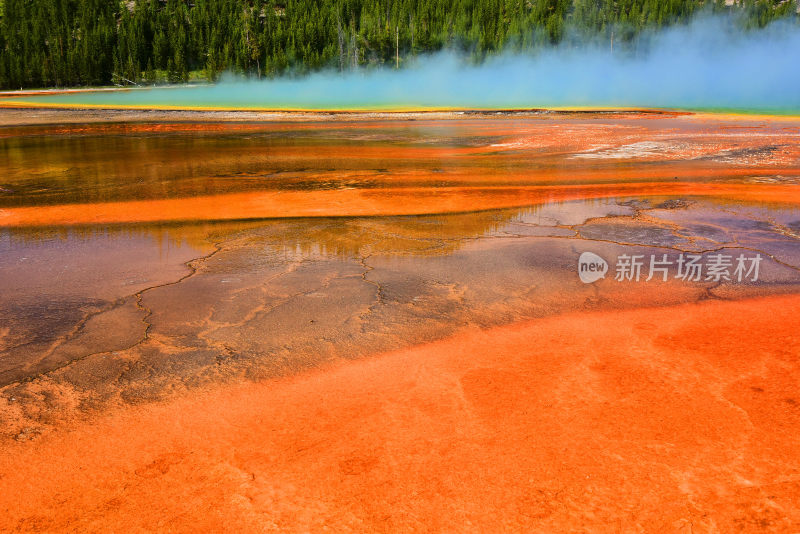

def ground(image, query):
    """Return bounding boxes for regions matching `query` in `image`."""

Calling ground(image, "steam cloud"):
[14,16,800,113]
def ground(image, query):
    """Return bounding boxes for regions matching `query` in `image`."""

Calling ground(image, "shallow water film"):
[1,110,800,532]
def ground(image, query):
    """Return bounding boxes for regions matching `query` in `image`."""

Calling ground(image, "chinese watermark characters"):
[578,252,762,284]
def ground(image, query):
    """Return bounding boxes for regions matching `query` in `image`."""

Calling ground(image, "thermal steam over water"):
[2,17,800,113]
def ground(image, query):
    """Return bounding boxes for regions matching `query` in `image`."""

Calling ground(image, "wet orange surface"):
[3,182,800,227]
[1,294,799,532]
[2,113,800,227]
[2,111,800,532]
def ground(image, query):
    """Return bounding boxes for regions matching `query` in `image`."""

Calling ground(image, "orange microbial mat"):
[1,111,800,532]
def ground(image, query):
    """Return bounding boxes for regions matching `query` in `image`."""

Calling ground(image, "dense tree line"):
[0,0,796,89]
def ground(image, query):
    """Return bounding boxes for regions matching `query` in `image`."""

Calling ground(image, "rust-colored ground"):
[2,110,800,532]
[1,294,799,532]
[3,182,800,227]
[2,112,800,227]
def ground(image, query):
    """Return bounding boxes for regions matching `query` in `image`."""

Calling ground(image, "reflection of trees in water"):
[0,122,506,209]
[247,210,525,259]
[1,207,542,259]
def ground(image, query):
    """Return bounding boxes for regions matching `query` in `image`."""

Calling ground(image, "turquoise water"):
[3,20,800,114]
